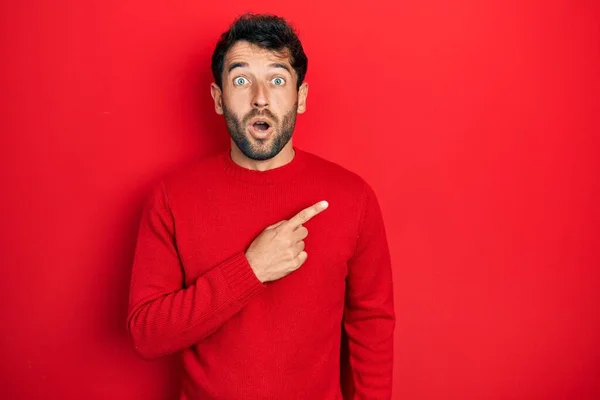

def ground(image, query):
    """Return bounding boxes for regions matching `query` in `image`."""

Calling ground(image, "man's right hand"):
[245,200,329,283]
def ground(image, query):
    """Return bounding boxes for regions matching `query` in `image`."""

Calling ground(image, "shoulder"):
[300,148,385,227]
[149,150,226,200]
[300,148,375,196]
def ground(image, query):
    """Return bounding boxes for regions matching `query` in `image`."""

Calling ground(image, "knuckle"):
[298,253,307,266]
[269,220,286,230]
[299,210,309,222]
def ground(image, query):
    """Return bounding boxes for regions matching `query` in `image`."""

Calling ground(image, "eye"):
[234,76,249,86]
[272,77,285,86]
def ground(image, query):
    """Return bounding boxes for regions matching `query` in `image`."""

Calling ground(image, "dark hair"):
[211,13,308,90]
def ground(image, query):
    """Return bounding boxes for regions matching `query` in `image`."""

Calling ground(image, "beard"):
[222,102,298,161]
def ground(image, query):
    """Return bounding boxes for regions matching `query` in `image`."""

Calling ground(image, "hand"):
[245,201,329,283]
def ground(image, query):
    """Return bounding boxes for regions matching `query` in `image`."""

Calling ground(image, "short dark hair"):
[211,13,308,90]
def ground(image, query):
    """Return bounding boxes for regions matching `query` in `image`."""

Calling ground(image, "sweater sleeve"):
[343,182,396,399]
[127,181,265,359]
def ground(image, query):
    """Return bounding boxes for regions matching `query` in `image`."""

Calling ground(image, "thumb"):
[265,220,287,230]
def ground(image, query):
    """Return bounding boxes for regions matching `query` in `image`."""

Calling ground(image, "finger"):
[295,251,308,268]
[293,240,305,254]
[292,226,308,241]
[286,201,328,229]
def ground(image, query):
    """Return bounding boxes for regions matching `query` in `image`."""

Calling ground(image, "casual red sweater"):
[127,146,395,400]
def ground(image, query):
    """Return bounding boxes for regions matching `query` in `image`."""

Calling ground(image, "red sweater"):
[127,146,395,399]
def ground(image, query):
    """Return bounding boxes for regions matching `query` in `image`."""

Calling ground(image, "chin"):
[239,139,280,161]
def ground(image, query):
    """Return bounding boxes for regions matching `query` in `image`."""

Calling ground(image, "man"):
[127,13,395,400]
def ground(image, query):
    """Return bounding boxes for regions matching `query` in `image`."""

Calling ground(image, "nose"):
[251,82,269,109]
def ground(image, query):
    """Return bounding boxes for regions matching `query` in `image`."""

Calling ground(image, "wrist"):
[245,252,264,283]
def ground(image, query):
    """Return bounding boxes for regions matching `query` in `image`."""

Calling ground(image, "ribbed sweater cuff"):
[220,251,264,303]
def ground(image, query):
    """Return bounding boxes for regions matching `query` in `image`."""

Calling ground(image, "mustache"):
[243,109,277,124]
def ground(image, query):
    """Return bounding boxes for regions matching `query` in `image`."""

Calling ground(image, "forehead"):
[225,41,292,70]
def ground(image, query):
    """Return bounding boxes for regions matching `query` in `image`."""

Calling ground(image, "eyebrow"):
[268,63,292,74]
[227,62,248,73]
[227,62,292,74]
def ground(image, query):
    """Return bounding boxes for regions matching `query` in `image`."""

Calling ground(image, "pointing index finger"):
[287,201,329,229]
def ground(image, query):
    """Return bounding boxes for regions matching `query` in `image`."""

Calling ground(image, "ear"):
[297,82,309,114]
[210,82,224,115]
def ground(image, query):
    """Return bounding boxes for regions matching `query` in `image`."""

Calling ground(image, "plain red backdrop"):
[1,1,599,399]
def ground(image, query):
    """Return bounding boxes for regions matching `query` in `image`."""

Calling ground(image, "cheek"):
[223,93,251,116]
[223,87,250,107]
[273,90,298,111]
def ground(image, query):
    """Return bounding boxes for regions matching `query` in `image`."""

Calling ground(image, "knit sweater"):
[127,146,395,400]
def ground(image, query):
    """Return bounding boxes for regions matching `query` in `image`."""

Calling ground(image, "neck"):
[229,140,295,172]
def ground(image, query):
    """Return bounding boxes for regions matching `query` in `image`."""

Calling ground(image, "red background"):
[1,1,599,399]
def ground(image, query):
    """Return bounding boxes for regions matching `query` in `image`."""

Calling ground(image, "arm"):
[126,181,264,359]
[343,182,396,399]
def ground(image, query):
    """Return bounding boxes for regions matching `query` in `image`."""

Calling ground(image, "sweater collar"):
[221,145,308,185]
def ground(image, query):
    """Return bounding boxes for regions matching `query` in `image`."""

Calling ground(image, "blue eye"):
[272,77,285,86]
[234,77,249,85]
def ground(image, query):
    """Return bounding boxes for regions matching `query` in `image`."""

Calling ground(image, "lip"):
[248,117,273,126]
[248,121,273,139]
[247,117,273,140]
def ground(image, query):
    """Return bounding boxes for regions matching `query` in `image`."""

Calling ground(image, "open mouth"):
[249,120,272,138]
[253,121,270,131]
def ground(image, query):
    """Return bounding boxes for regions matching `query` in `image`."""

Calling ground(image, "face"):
[211,41,308,161]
